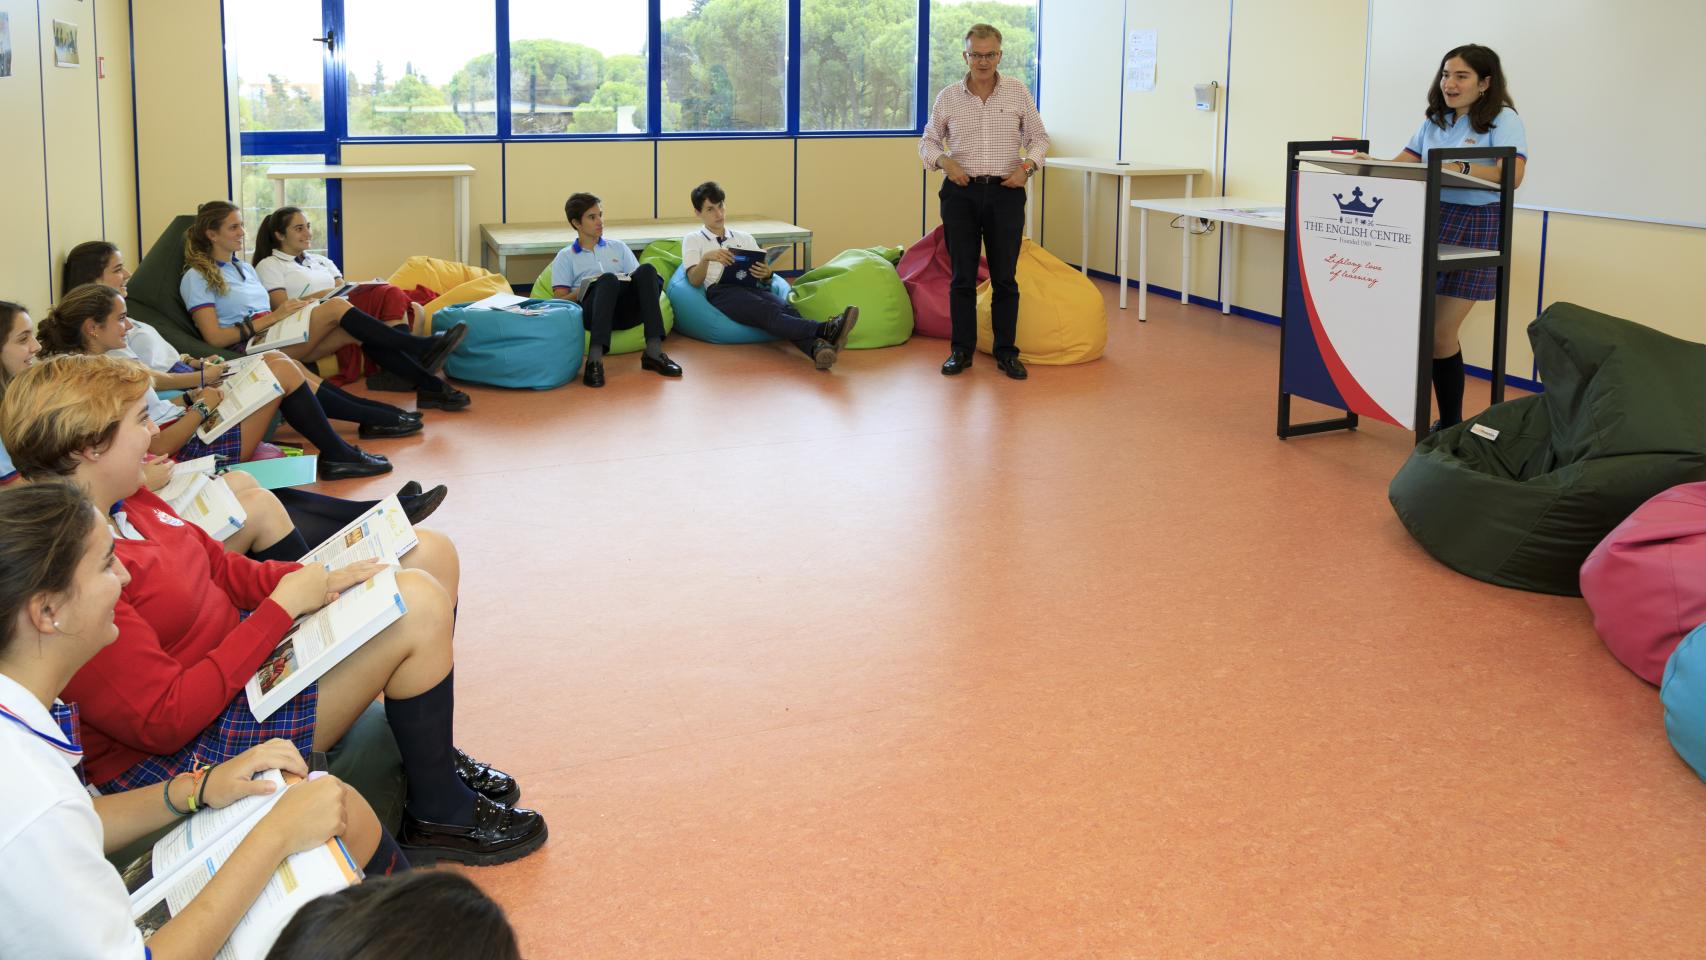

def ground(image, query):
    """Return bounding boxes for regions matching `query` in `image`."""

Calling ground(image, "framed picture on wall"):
[52,19,79,68]
[0,13,13,80]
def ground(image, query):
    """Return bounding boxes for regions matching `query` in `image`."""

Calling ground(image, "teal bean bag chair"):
[1662,622,1706,783]
[529,262,675,357]
[433,298,584,390]
[787,248,913,349]
[1389,302,1706,595]
[665,264,793,344]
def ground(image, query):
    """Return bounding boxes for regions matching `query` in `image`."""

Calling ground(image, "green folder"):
[225,455,319,490]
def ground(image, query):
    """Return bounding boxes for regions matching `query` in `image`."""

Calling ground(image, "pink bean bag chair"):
[1580,481,1706,684]
[898,226,987,340]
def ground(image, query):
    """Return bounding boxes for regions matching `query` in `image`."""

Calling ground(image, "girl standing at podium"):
[1369,44,1526,431]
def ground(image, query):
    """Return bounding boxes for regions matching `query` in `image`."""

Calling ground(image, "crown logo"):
[1333,186,1383,218]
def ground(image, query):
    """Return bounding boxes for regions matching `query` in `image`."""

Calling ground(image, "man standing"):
[919,23,1049,380]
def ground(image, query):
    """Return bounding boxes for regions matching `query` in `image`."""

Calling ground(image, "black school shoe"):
[398,796,548,866]
[456,749,520,806]
[357,416,425,440]
[416,383,472,411]
[318,449,392,480]
[419,323,469,376]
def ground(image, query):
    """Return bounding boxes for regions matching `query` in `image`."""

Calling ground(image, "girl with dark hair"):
[251,207,423,341]
[0,481,383,960]
[1363,43,1527,430]
[0,301,40,482]
[181,201,471,412]
[39,284,394,480]
[64,240,427,454]
[0,355,547,867]
[265,871,521,960]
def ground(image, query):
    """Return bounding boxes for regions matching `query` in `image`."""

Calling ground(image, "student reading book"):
[244,285,355,353]
[0,481,381,960]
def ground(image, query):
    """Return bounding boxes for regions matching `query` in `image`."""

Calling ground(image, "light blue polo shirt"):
[179,260,273,327]
[0,438,15,482]
[549,238,639,295]
[1402,106,1527,206]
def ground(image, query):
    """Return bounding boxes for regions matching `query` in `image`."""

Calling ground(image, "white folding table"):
[1042,158,1206,310]
[266,163,477,264]
[1129,196,1286,321]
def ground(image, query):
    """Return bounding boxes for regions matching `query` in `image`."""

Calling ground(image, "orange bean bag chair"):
[974,240,1106,364]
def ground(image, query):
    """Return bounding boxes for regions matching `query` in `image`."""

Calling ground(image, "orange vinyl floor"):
[317,281,1706,959]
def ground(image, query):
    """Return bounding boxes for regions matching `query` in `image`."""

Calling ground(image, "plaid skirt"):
[1436,201,1501,301]
[176,427,245,465]
[94,684,319,793]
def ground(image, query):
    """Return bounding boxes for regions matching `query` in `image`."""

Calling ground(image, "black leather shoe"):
[318,450,393,480]
[401,484,449,525]
[455,749,520,806]
[811,339,838,370]
[416,384,471,411]
[358,417,425,440]
[825,306,860,351]
[941,351,973,376]
[365,370,415,392]
[418,323,469,375]
[398,796,548,867]
[996,354,1028,380]
[640,351,683,377]
[398,480,423,499]
[582,360,605,388]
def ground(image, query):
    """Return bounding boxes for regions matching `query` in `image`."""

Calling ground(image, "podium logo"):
[1332,186,1383,220]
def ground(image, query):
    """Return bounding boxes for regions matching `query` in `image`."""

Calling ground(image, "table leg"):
[1138,207,1149,322]
[454,176,470,264]
[497,253,508,280]
[803,239,812,271]
[1181,175,1194,307]
[481,238,491,272]
[1080,170,1091,275]
[274,179,286,209]
[1117,175,1132,310]
[1223,223,1235,315]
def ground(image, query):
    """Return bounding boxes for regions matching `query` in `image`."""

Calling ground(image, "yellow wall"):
[0,0,136,312]
[338,142,504,281]
[798,138,922,270]
[658,138,795,268]
[133,0,230,252]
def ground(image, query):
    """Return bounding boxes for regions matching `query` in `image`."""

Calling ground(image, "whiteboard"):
[1365,0,1706,228]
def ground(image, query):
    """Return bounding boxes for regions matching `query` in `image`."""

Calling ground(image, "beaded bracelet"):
[185,765,209,814]
[162,773,193,817]
[197,761,220,811]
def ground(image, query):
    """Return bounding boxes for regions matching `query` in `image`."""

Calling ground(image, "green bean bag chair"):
[529,259,675,357]
[1388,302,1706,595]
[665,264,795,344]
[787,248,913,349]
[126,214,242,360]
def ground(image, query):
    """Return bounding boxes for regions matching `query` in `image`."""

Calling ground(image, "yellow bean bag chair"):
[975,240,1107,364]
[388,256,513,329]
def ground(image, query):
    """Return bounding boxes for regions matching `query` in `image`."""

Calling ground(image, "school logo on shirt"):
[154,509,185,527]
[1463,136,1478,145]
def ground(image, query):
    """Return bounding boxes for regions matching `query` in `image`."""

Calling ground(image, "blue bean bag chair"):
[432,298,584,390]
[665,265,793,344]
[1662,622,1706,783]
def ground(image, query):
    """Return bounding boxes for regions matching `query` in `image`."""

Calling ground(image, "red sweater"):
[63,488,301,783]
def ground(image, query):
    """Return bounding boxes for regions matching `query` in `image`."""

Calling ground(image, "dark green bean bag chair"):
[1389,302,1706,595]
[126,214,242,360]
[106,701,407,870]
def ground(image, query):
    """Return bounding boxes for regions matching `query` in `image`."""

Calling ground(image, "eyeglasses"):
[965,51,1002,62]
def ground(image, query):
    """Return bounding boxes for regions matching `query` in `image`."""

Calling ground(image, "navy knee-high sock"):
[314,382,406,427]
[384,671,478,826]
[339,307,433,355]
[278,386,365,463]
[362,828,412,876]
[249,528,309,563]
[1432,351,1466,426]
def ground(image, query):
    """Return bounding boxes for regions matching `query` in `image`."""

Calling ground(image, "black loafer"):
[418,323,469,375]
[398,796,548,867]
[318,449,392,481]
[401,484,449,525]
[996,355,1028,380]
[398,480,423,499]
[941,351,973,376]
[358,417,425,440]
[640,351,683,377]
[455,749,520,806]
[811,339,838,370]
[416,384,471,411]
[582,360,605,388]
[830,306,860,351]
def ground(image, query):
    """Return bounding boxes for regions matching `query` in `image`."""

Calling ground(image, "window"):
[344,0,497,137]
[661,0,787,133]
[229,4,324,133]
[238,156,330,260]
[508,3,650,135]
[927,0,1037,103]
[799,0,920,131]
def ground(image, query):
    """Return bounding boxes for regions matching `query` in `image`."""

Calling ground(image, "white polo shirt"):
[0,672,149,959]
[255,250,343,299]
[112,321,184,372]
[680,227,758,286]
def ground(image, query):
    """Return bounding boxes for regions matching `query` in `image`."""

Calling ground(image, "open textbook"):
[125,769,361,960]
[157,456,246,541]
[246,559,406,721]
[196,355,285,444]
[245,284,355,353]
[299,495,420,566]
